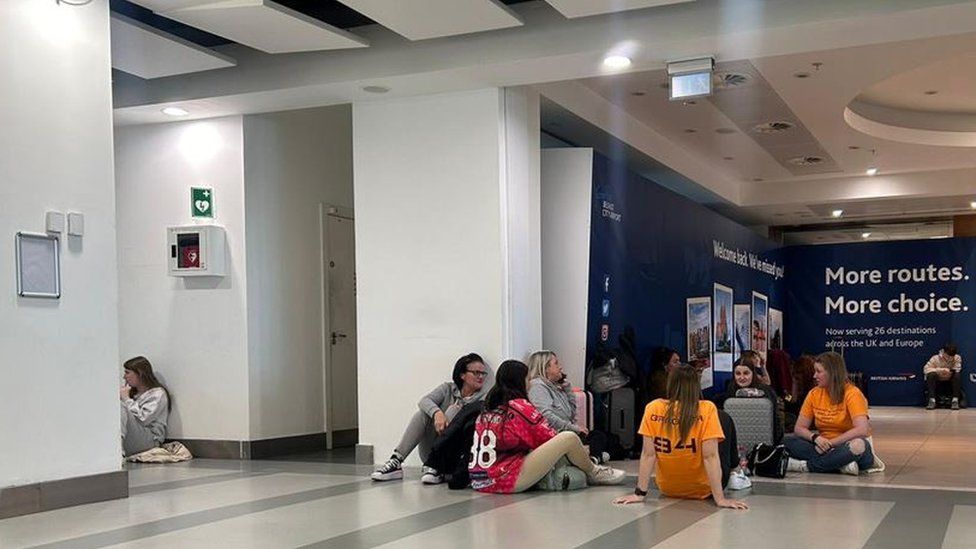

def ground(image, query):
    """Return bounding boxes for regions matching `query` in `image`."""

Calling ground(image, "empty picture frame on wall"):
[16,232,60,298]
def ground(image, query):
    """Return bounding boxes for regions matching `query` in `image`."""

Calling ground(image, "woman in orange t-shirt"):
[614,364,748,509]
[784,351,874,475]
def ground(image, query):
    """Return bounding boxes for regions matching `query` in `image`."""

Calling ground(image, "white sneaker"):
[839,461,859,476]
[601,452,611,464]
[587,464,626,485]
[420,466,443,485]
[370,454,404,481]
[786,458,808,473]
[728,470,752,490]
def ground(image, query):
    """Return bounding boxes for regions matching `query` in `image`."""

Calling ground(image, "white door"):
[323,207,358,447]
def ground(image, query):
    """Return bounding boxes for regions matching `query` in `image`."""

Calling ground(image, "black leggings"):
[717,410,737,488]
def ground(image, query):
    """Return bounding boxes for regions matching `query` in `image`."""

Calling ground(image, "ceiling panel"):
[543,0,693,19]
[336,0,522,41]
[161,0,369,54]
[110,14,236,79]
[126,0,212,11]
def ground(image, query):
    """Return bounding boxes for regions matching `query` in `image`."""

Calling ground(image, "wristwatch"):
[811,433,820,442]
[634,487,648,497]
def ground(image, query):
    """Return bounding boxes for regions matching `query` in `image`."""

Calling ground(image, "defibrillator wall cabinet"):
[167,225,226,277]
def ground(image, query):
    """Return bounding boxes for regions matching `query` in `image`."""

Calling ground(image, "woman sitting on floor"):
[120,356,171,457]
[469,360,626,493]
[784,351,875,476]
[372,353,492,484]
[527,350,610,463]
[614,363,748,509]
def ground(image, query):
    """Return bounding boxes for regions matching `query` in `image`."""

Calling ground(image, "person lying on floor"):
[784,351,875,476]
[613,364,748,509]
[120,356,171,457]
[372,353,491,484]
[527,349,610,463]
[468,360,626,493]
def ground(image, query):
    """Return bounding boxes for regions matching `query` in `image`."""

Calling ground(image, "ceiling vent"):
[753,121,794,134]
[788,155,825,166]
[713,72,751,90]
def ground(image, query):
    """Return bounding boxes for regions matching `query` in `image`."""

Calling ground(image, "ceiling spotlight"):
[162,107,189,117]
[631,91,646,97]
[970,201,976,209]
[924,90,939,95]
[603,55,632,70]
[362,85,391,94]
[866,167,878,176]
[862,232,872,239]
[832,209,844,218]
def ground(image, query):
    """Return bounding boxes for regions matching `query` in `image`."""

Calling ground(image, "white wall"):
[115,117,250,441]
[0,0,120,487]
[243,106,354,440]
[541,149,594,387]
[355,88,544,464]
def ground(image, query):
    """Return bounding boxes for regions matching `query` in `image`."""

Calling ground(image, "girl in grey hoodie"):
[371,353,492,484]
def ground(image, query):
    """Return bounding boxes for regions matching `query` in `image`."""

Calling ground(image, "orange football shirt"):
[638,399,724,499]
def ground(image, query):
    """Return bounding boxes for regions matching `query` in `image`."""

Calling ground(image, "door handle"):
[331,332,348,345]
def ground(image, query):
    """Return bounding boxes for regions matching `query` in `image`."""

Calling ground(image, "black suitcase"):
[606,387,636,449]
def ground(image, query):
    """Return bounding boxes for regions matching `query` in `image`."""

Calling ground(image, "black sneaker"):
[371,454,404,481]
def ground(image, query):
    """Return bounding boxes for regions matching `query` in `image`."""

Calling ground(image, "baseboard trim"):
[250,433,328,460]
[173,433,331,460]
[331,428,359,448]
[0,470,128,520]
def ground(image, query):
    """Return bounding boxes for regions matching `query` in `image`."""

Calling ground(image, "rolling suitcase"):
[572,388,594,432]
[606,387,636,449]
[724,397,775,451]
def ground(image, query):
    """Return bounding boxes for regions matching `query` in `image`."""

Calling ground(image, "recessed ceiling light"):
[832,209,843,218]
[866,167,878,176]
[682,100,697,106]
[970,201,976,209]
[162,107,188,117]
[362,85,391,94]
[924,90,939,95]
[603,55,632,69]
[862,232,872,239]
[684,128,697,133]
[723,156,734,161]
[631,91,646,96]
[848,145,861,150]
[793,72,811,79]
[752,177,764,182]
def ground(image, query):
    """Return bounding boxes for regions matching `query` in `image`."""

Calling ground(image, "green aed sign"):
[191,187,214,218]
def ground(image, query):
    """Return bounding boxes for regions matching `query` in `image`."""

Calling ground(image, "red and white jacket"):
[468,398,557,493]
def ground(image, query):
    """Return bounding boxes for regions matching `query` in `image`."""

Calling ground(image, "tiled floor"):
[1,407,973,549]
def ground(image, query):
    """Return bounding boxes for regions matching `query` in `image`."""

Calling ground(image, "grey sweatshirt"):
[924,352,962,375]
[418,367,493,422]
[123,387,170,443]
[528,377,579,434]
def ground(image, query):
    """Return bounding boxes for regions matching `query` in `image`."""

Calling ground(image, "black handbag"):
[747,443,788,478]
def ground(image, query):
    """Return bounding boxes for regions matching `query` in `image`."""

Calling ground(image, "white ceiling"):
[335,0,523,41]
[108,0,976,239]
[542,0,693,18]
[110,14,236,79]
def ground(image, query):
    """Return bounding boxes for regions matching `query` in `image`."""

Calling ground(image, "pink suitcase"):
[572,388,594,431]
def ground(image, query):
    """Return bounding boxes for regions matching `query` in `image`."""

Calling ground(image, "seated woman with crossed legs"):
[784,351,874,476]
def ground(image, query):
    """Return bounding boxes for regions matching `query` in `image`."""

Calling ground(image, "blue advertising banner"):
[784,239,976,405]
[586,153,785,393]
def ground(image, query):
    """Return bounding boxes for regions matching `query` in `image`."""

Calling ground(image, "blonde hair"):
[664,364,701,444]
[816,351,849,404]
[527,350,557,382]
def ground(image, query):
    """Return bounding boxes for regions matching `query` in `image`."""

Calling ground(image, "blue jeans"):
[783,435,874,473]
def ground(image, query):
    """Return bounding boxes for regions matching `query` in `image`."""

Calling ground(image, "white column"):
[0,0,120,487]
[353,88,541,463]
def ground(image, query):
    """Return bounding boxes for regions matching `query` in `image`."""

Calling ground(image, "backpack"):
[534,457,588,491]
